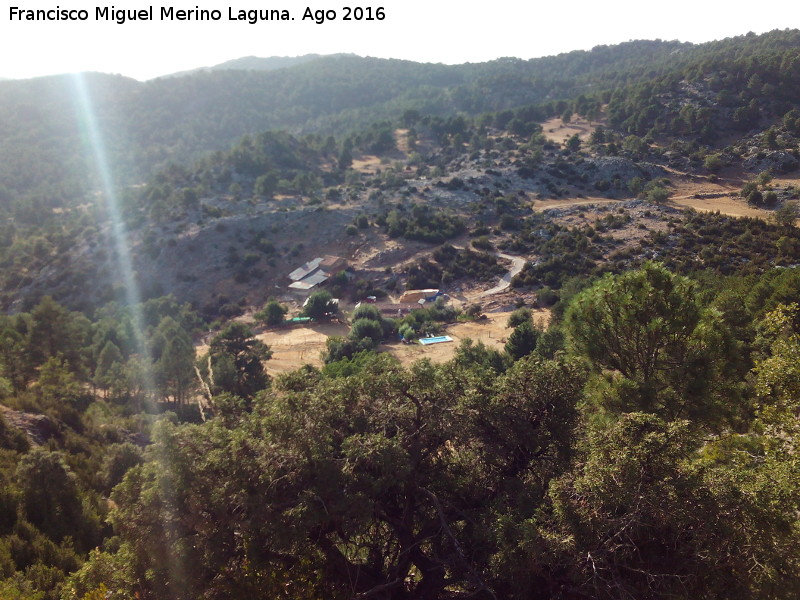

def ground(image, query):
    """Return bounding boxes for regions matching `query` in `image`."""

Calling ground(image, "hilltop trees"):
[774,200,799,228]
[753,302,800,407]
[565,263,744,427]
[3,264,800,599]
[152,317,195,405]
[206,322,271,398]
[337,144,353,171]
[16,450,93,548]
[93,340,124,394]
[27,296,90,377]
[89,354,588,600]
[254,172,278,197]
[542,413,800,599]
[0,318,28,392]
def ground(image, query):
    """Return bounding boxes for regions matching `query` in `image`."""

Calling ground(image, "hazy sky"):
[0,0,796,80]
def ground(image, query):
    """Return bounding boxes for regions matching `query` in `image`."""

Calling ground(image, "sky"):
[0,0,797,80]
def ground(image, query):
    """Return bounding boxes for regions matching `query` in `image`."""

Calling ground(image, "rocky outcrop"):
[0,405,60,446]
[743,151,799,175]
[576,157,667,182]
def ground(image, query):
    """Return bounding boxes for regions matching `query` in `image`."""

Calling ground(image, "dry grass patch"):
[541,116,596,145]
[255,322,349,374]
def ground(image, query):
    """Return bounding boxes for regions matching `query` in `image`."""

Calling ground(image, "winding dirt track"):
[477,253,527,298]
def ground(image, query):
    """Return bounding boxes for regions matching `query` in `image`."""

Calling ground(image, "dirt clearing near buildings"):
[383,309,549,367]
[203,308,553,376]
[255,322,349,375]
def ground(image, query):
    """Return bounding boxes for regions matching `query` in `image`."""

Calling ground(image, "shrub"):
[646,184,670,204]
[704,154,724,173]
[352,304,382,322]
[349,318,384,345]
[507,307,533,328]
[500,214,519,231]
[323,336,373,363]
[472,236,493,251]
[398,324,416,340]
[748,190,764,205]
[303,291,337,319]
[505,321,540,360]
[255,300,288,326]
[537,287,559,306]
[465,304,483,318]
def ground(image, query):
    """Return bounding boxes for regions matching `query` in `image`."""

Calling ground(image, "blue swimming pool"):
[419,335,454,345]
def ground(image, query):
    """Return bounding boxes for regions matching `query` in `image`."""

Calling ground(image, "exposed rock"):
[743,151,799,175]
[0,405,60,446]
[576,157,666,183]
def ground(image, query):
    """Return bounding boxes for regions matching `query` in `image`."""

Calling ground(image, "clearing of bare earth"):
[665,170,770,218]
[541,115,597,145]
[659,166,800,221]
[255,322,350,375]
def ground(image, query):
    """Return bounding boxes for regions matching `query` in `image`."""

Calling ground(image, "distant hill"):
[162,53,350,78]
[1,30,799,221]
[0,39,692,210]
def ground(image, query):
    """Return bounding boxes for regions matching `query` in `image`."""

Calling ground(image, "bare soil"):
[528,166,798,222]
[351,155,384,174]
[665,168,771,218]
[351,130,411,175]
[255,322,349,375]
[395,129,411,153]
[667,193,769,219]
[541,116,597,145]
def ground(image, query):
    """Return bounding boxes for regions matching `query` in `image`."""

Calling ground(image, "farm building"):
[288,258,324,282]
[287,255,345,290]
[375,303,419,317]
[398,289,442,303]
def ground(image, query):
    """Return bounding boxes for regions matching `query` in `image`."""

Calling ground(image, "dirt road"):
[477,253,527,297]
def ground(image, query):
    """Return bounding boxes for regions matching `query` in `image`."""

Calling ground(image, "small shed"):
[376,303,419,316]
[399,289,440,303]
[319,255,346,271]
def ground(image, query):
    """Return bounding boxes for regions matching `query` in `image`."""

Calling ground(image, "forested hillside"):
[3,28,800,600]
[3,263,800,598]
[1,42,680,210]
[165,53,335,77]
[3,29,798,214]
